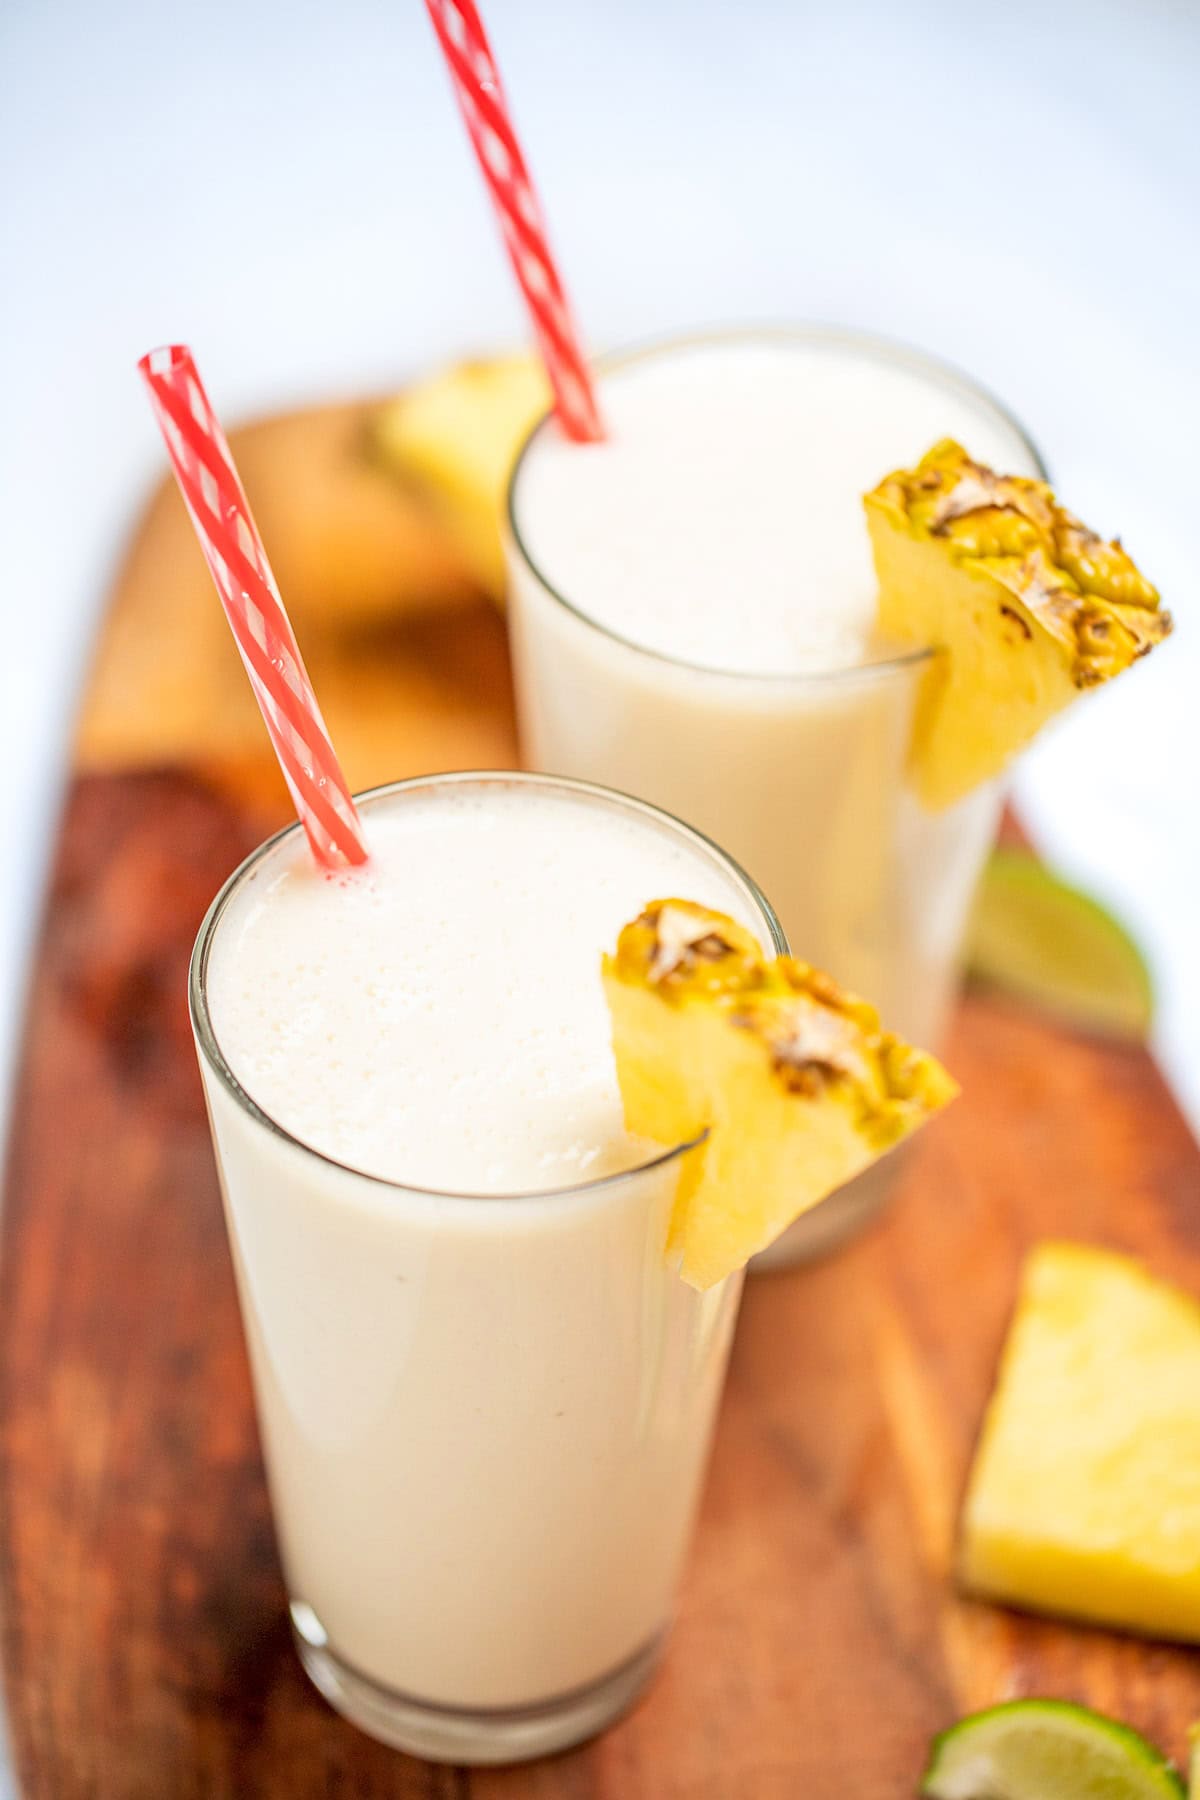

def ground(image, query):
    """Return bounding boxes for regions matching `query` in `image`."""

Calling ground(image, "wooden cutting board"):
[3,401,1198,1799]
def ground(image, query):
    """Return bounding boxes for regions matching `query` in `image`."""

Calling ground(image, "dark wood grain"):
[3,767,1199,1800]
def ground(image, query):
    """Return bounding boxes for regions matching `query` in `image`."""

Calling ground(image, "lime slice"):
[922,1700,1184,1799]
[1188,1723,1199,1800]
[966,849,1153,1040]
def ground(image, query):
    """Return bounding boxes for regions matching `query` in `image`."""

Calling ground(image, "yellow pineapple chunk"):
[602,900,957,1289]
[865,441,1171,808]
[960,1242,1200,1641]
[374,353,550,601]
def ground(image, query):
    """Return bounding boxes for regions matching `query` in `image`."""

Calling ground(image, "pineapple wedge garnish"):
[603,900,957,1289]
[960,1242,1200,1642]
[866,441,1171,808]
[374,353,550,601]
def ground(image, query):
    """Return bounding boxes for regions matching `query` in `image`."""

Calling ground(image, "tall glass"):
[190,772,785,1764]
[505,327,1046,1262]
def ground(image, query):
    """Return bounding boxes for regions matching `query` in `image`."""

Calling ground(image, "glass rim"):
[505,320,1050,688]
[189,769,788,1207]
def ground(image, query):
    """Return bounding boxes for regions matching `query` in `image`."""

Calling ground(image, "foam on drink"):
[207,778,761,1192]
[513,334,1035,674]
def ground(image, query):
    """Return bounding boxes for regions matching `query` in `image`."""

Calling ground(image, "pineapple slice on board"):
[960,1242,1200,1642]
[865,441,1171,808]
[375,353,550,601]
[602,900,956,1289]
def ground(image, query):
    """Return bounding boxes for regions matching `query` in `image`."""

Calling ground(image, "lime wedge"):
[922,1700,1184,1799]
[966,849,1153,1040]
[1188,1723,1199,1800]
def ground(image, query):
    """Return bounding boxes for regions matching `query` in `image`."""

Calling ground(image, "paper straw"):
[138,345,368,870]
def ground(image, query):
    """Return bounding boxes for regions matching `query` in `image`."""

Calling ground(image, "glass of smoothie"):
[190,770,785,1764]
[504,326,1046,1263]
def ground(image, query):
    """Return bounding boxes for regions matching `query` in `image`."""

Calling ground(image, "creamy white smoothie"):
[191,772,782,1762]
[506,329,1044,1257]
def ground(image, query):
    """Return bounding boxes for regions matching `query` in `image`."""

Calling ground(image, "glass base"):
[752,1150,908,1271]
[293,1618,665,1764]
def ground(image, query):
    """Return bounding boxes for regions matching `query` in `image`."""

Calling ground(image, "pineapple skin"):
[603,901,956,1290]
[960,1242,1200,1643]
[866,441,1171,809]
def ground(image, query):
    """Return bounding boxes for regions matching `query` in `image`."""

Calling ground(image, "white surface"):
[1,0,1198,1132]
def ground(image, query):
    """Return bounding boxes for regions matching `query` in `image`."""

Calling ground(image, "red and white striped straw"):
[138,345,368,870]
[424,0,604,443]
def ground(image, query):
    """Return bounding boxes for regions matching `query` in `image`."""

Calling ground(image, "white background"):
[1,0,1198,1155]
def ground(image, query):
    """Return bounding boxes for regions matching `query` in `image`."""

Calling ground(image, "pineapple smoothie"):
[506,328,1044,1257]
[190,772,783,1763]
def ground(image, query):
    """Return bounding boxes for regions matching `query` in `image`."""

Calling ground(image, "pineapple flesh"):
[866,441,1171,808]
[374,353,550,601]
[602,900,957,1289]
[960,1242,1200,1642]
